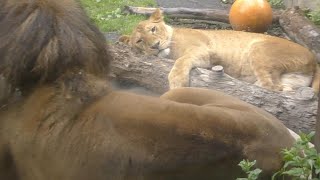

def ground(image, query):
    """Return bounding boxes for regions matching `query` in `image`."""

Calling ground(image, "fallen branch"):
[0,75,10,105]
[123,6,282,23]
[279,7,320,62]
[315,89,320,150]
[110,43,318,134]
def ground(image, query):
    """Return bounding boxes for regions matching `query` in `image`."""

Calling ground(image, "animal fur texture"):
[120,9,320,92]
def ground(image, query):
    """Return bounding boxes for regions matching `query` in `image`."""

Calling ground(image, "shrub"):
[238,132,320,180]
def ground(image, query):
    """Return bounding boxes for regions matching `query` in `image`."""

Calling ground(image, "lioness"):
[0,0,295,179]
[119,9,320,92]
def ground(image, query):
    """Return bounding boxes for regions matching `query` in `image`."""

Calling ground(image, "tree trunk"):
[315,88,320,151]
[0,76,11,106]
[279,7,320,62]
[110,43,318,134]
[123,6,282,23]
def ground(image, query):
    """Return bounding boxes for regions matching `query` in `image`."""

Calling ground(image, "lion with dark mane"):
[0,0,296,179]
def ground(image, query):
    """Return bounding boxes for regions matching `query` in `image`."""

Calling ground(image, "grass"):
[267,0,320,26]
[80,0,156,34]
[268,0,285,9]
[80,0,320,34]
[305,8,320,26]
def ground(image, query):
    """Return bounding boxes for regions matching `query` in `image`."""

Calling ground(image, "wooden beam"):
[123,6,282,23]
[279,7,320,62]
[315,86,320,150]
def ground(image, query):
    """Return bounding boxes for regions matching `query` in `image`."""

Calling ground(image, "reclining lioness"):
[0,1,295,179]
[119,9,320,92]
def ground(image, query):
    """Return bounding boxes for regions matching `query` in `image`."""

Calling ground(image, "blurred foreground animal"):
[0,0,295,179]
[120,9,320,92]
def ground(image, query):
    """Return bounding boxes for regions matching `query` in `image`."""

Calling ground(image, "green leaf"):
[237,131,320,180]
[282,167,305,177]
[238,159,256,172]
[271,170,283,180]
[248,168,262,180]
[307,131,316,139]
[304,148,317,157]
[283,161,300,169]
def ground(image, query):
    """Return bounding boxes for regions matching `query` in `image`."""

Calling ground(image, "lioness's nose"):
[151,41,160,49]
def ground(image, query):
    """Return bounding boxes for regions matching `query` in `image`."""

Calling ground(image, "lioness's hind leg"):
[249,49,284,91]
[252,67,282,91]
[271,71,284,90]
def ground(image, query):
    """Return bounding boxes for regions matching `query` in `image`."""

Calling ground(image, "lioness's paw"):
[282,86,293,91]
[262,84,283,92]
[255,81,283,91]
[272,84,284,91]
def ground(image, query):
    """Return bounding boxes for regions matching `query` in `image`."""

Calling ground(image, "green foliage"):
[238,131,320,180]
[80,0,156,34]
[237,160,262,180]
[272,131,320,180]
[268,0,285,9]
[305,8,320,26]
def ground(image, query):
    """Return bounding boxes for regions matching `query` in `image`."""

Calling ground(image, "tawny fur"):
[0,1,295,180]
[120,9,320,92]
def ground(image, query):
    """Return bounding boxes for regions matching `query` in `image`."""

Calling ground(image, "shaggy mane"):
[0,0,112,90]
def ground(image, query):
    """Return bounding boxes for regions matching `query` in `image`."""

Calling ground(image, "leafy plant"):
[272,131,320,180]
[268,0,285,9]
[237,160,262,180]
[238,131,320,180]
[305,8,320,26]
[95,8,122,21]
[80,0,156,34]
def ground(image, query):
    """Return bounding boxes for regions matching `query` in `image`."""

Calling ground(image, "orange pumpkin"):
[229,0,273,33]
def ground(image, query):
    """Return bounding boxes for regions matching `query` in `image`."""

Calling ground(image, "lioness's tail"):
[312,65,320,93]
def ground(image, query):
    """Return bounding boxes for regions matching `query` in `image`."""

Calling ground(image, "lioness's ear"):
[118,35,131,45]
[149,8,163,22]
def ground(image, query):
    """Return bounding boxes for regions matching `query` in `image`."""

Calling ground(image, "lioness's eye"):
[136,39,143,44]
[151,26,156,33]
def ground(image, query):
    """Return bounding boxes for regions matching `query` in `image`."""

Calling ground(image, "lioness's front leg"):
[168,50,212,89]
[249,49,284,91]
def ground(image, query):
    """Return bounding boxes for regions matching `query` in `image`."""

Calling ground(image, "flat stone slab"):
[156,0,231,10]
[284,0,320,11]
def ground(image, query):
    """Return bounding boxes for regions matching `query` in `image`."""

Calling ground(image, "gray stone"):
[156,0,231,10]
[284,0,320,10]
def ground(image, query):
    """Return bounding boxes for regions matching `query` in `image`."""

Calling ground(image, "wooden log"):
[315,86,320,150]
[122,6,282,23]
[0,75,10,106]
[0,75,21,108]
[279,7,320,62]
[110,43,318,134]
